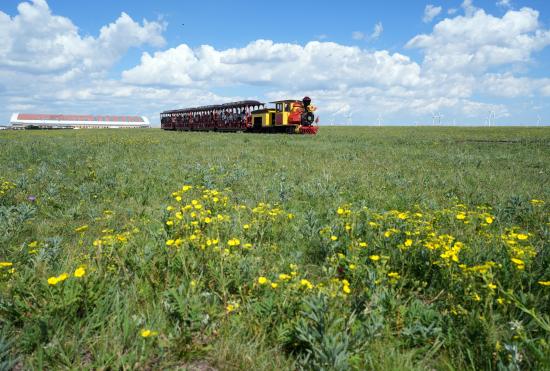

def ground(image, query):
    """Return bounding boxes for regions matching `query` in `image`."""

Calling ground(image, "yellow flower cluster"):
[164,186,288,257]
[0,179,16,197]
[48,266,86,285]
[312,200,546,314]
[92,229,133,247]
[0,261,16,276]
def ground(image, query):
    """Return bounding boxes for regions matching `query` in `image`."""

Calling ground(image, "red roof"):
[17,114,144,123]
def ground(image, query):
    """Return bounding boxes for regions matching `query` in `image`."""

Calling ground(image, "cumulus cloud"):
[423,5,442,23]
[478,74,550,98]
[407,7,550,73]
[462,0,477,17]
[0,0,165,75]
[122,40,419,90]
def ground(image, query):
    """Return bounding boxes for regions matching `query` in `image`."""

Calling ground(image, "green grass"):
[0,127,549,370]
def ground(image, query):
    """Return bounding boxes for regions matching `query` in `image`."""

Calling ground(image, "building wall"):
[9,113,151,128]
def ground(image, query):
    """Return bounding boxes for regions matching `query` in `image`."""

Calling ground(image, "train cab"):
[250,97,318,133]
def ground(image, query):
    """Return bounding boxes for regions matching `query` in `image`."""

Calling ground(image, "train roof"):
[269,100,302,104]
[162,100,264,114]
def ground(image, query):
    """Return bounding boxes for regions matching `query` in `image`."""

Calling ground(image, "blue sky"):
[1,0,549,125]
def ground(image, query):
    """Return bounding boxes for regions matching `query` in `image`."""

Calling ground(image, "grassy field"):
[0,127,549,370]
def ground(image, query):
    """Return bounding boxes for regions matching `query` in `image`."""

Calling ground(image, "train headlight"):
[302,112,315,126]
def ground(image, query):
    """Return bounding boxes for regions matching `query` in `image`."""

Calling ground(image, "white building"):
[9,113,150,129]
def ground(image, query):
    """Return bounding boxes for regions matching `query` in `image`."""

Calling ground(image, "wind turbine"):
[487,111,496,126]
[432,112,442,126]
[345,112,353,126]
[537,115,541,126]
[377,114,382,127]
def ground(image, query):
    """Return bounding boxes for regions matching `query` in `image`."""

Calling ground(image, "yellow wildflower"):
[258,276,268,285]
[228,238,240,246]
[538,281,550,286]
[404,239,413,247]
[330,235,338,241]
[47,276,59,285]
[226,303,239,312]
[485,216,494,224]
[74,225,89,233]
[74,267,86,278]
[342,284,351,294]
[271,282,278,289]
[0,262,13,268]
[511,258,524,266]
[166,239,175,246]
[29,241,38,248]
[140,329,158,338]
[388,272,401,279]
[369,255,380,262]
[456,213,466,220]
[300,279,314,289]
[278,273,291,281]
[517,234,528,241]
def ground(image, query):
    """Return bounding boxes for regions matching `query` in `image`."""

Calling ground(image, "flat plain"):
[1,127,549,370]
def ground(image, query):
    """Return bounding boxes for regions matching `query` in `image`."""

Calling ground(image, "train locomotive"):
[160,97,319,134]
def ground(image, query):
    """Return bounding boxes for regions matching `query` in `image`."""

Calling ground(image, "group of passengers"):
[175,109,250,128]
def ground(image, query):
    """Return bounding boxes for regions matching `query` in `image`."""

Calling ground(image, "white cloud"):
[497,0,512,9]
[0,0,165,75]
[371,22,384,40]
[352,31,365,40]
[423,5,442,23]
[462,0,477,17]
[352,22,383,41]
[480,74,538,97]
[407,7,550,73]
[122,40,420,90]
